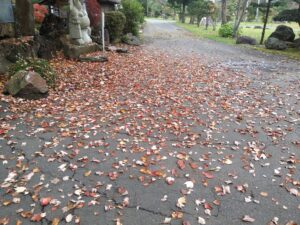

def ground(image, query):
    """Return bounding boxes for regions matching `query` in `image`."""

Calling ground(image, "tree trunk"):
[260,0,272,44]
[205,17,209,30]
[232,0,248,38]
[189,16,194,24]
[221,0,227,24]
[181,3,186,23]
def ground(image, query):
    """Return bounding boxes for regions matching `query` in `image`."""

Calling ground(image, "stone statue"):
[69,0,92,45]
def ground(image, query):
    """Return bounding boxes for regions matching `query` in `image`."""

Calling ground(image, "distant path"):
[143,18,300,80]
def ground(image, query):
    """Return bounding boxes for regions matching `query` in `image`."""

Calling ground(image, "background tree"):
[232,0,248,38]
[221,0,227,24]
[273,0,300,26]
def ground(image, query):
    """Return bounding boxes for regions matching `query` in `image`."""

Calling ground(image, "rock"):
[36,14,67,59]
[106,46,128,53]
[0,37,38,64]
[116,48,128,53]
[4,70,48,99]
[0,24,15,39]
[293,38,300,48]
[61,36,101,59]
[236,36,257,45]
[78,56,108,62]
[122,33,141,46]
[40,14,67,38]
[265,37,288,50]
[269,25,295,42]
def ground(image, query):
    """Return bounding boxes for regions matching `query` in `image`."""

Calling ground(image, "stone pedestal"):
[61,36,101,59]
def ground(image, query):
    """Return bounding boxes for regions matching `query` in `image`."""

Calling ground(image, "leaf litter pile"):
[0,46,299,225]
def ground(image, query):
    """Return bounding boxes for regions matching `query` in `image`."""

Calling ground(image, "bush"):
[105,11,126,43]
[218,23,233,37]
[121,0,144,36]
[9,58,56,87]
[218,23,241,38]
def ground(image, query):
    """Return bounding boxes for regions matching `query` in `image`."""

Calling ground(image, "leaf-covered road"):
[0,19,299,225]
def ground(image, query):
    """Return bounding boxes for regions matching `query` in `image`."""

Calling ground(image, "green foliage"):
[218,23,241,37]
[121,0,144,35]
[187,0,217,25]
[9,58,56,87]
[105,11,126,43]
[218,23,233,37]
[273,0,300,26]
[274,9,300,24]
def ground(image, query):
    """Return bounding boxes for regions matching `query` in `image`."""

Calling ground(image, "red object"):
[86,0,101,28]
[33,4,48,23]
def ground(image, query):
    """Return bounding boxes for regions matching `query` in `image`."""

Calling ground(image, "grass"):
[176,21,300,60]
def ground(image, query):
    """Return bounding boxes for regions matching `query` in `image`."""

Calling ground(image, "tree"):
[273,0,300,27]
[86,0,101,31]
[221,0,227,24]
[187,0,216,28]
[232,0,248,38]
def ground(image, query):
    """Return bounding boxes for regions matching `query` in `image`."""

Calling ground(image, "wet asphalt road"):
[0,19,299,225]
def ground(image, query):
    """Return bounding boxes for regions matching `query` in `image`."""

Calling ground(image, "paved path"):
[0,19,299,225]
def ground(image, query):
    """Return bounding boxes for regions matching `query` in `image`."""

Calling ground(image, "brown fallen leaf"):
[84,170,92,177]
[52,218,60,225]
[177,160,185,170]
[31,214,43,222]
[16,220,22,225]
[202,171,214,179]
[285,221,298,225]
[260,192,268,197]
[0,217,9,225]
[171,211,183,219]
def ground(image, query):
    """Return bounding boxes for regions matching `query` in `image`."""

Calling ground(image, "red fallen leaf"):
[0,129,6,135]
[202,171,214,179]
[204,202,213,210]
[151,170,165,177]
[40,197,52,206]
[108,172,118,180]
[177,160,185,170]
[213,199,221,205]
[31,214,42,222]
[189,162,198,169]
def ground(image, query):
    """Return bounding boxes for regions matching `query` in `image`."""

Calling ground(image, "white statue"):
[69,0,92,45]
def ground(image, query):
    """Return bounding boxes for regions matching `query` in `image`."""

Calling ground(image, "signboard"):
[0,0,14,23]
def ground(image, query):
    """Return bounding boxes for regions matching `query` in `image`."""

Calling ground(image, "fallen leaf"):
[176,196,186,208]
[242,215,255,223]
[177,160,185,170]
[162,217,172,224]
[65,214,73,223]
[198,217,206,224]
[52,218,60,225]
[202,171,214,179]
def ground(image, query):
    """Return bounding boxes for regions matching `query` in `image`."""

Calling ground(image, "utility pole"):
[255,0,260,21]
[260,0,272,44]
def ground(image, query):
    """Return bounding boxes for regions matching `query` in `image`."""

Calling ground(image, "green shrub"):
[218,23,234,37]
[105,11,126,43]
[218,23,242,38]
[121,0,144,36]
[9,57,56,87]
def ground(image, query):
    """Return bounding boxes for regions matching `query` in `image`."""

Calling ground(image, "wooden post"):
[102,12,105,52]
[260,0,271,45]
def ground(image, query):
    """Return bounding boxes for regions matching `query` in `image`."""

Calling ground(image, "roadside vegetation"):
[141,0,300,60]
